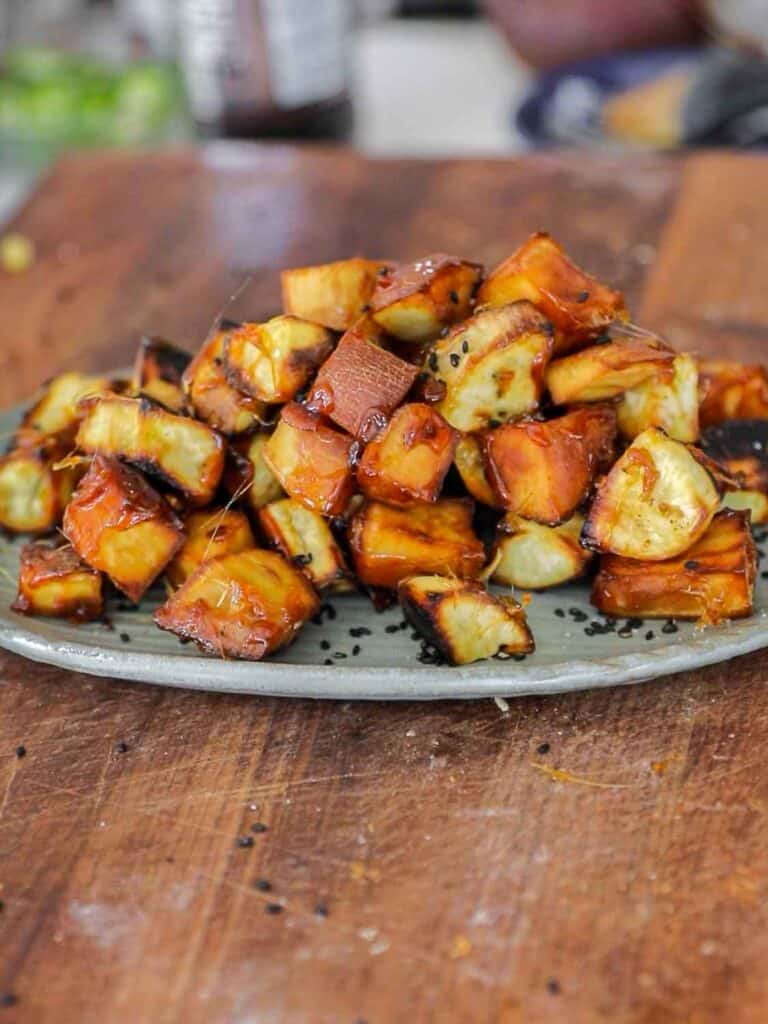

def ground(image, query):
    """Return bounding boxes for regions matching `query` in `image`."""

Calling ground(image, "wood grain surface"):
[0,147,767,1024]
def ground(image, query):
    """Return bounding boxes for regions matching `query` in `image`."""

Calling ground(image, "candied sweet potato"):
[306,319,419,438]
[349,498,484,589]
[453,434,500,508]
[483,405,617,525]
[154,549,319,660]
[616,352,699,443]
[370,254,482,343]
[0,439,81,534]
[76,394,225,506]
[183,325,269,435]
[166,508,255,587]
[259,498,353,591]
[546,339,675,405]
[224,433,284,512]
[492,512,591,590]
[281,258,391,331]
[592,509,756,622]
[223,316,333,404]
[18,371,110,446]
[263,403,355,517]
[699,360,768,427]
[424,301,553,431]
[398,575,534,665]
[582,427,723,561]
[13,541,102,621]
[63,455,184,602]
[357,403,457,506]
[132,336,191,413]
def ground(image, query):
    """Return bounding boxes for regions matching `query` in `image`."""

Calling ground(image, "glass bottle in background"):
[178,0,354,141]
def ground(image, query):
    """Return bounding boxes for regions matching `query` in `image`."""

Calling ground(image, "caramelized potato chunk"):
[223,316,333,404]
[183,325,269,435]
[13,541,102,621]
[582,427,723,561]
[546,339,674,405]
[357,403,457,506]
[453,434,500,508]
[617,352,699,442]
[307,318,419,438]
[76,394,225,506]
[166,508,255,587]
[398,575,534,665]
[424,301,553,431]
[259,498,353,591]
[281,258,391,331]
[224,433,284,512]
[132,336,191,413]
[492,512,592,590]
[154,549,319,660]
[349,498,484,589]
[699,360,768,427]
[0,440,80,534]
[18,371,110,445]
[63,455,184,602]
[370,254,482,343]
[592,509,756,622]
[477,233,626,352]
[483,405,617,525]
[264,404,355,517]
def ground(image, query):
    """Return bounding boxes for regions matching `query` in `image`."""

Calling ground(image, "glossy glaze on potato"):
[281,258,392,331]
[166,508,255,587]
[182,324,269,435]
[699,360,768,427]
[224,433,284,513]
[617,352,699,442]
[492,512,592,590]
[13,541,103,621]
[0,438,81,534]
[259,498,353,591]
[546,339,675,404]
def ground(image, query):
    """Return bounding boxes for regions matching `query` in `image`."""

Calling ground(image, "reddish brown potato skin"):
[357,404,458,506]
[13,542,103,621]
[698,360,768,427]
[264,403,356,517]
[63,455,184,602]
[592,509,756,622]
[370,254,483,339]
[349,498,485,590]
[182,327,268,436]
[482,405,617,524]
[307,318,419,438]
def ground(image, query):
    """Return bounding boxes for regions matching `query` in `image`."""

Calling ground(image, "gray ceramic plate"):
[0,400,766,700]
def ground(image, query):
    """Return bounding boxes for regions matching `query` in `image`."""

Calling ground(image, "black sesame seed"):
[684,560,700,570]
[0,994,18,1008]
[360,303,371,313]
[251,822,268,834]
[761,571,768,579]
[314,902,329,917]
[554,608,565,618]
[115,741,129,754]
[546,978,561,996]
[662,620,678,634]
[617,628,632,638]
[439,326,450,338]
[15,745,25,759]
[213,356,223,366]
[293,553,313,566]
[584,627,594,636]
[512,653,527,662]
[537,742,550,755]
[576,290,589,302]
[399,620,409,629]
[324,658,333,665]
[645,630,655,640]
[461,339,469,354]
[570,609,588,622]
[320,639,331,650]
[449,353,460,368]
[352,645,361,656]
[488,418,501,428]
[237,836,254,848]
[254,879,272,892]
[625,617,643,630]
[334,651,347,659]
[265,903,283,915]
[385,624,399,633]
[119,632,131,643]
[349,626,372,638]
[428,353,439,372]
[449,290,459,304]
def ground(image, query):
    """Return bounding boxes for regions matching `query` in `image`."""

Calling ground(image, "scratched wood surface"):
[1,148,768,1024]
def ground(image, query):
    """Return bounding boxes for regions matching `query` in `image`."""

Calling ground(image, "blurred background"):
[1,0,768,239]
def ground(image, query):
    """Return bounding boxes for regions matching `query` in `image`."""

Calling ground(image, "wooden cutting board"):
[0,147,767,1024]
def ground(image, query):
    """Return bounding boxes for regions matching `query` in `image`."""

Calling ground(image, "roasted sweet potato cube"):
[699,360,768,427]
[483,406,617,525]
[492,512,592,590]
[424,301,553,431]
[76,394,225,506]
[370,254,482,343]
[132,336,191,413]
[154,549,319,660]
[281,258,391,331]
[453,434,500,508]
[224,433,284,512]
[398,575,534,665]
[722,489,768,525]
[63,455,184,602]
[259,498,353,591]
[357,404,457,506]
[18,371,110,446]
[223,316,333,404]
[166,508,255,587]
[0,440,81,534]
[592,509,756,622]
[546,339,675,405]
[582,427,724,561]
[182,325,269,435]
[307,318,419,438]
[13,541,103,621]
[263,404,355,517]
[349,498,484,589]
[476,233,626,352]
[616,352,699,443]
